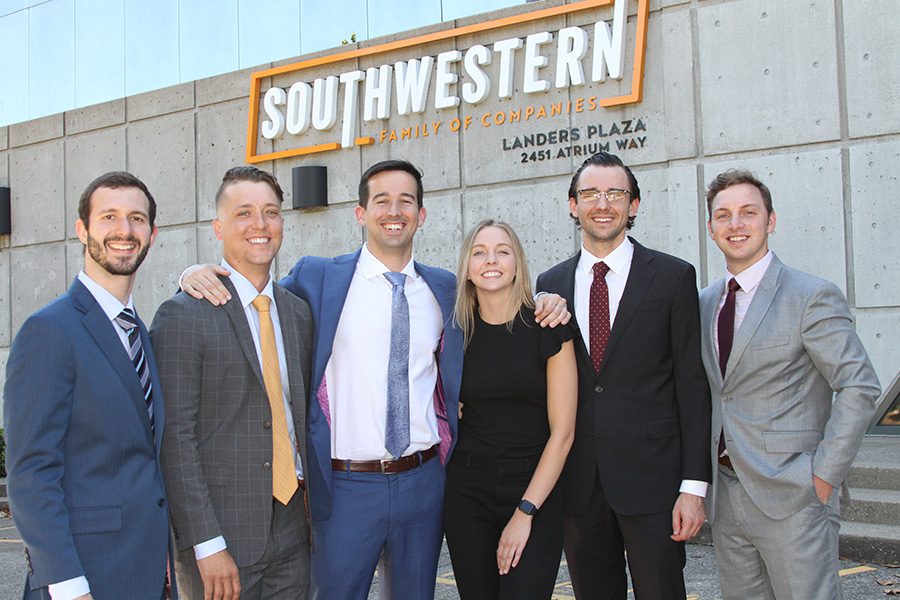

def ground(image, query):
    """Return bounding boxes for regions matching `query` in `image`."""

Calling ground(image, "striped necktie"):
[115,308,154,436]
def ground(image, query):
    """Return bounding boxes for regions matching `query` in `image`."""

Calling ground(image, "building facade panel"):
[9,140,65,246]
[849,140,900,308]
[843,0,900,138]
[126,112,197,227]
[64,127,128,237]
[697,0,841,155]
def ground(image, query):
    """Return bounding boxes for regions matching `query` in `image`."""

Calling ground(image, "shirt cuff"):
[533,291,548,302]
[48,576,90,600]
[194,536,227,560]
[679,479,708,498]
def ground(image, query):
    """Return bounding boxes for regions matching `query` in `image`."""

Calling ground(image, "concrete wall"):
[1,0,898,424]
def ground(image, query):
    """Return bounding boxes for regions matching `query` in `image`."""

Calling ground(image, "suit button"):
[263,420,272,429]
[157,498,165,507]
[594,385,603,393]
[263,461,271,471]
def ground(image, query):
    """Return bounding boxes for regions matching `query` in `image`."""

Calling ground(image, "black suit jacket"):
[536,238,711,516]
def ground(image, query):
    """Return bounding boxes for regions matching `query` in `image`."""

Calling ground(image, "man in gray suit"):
[152,166,313,600]
[700,169,881,600]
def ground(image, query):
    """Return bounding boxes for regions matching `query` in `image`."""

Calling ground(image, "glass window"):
[367,0,440,39]
[238,0,301,69]
[441,0,522,22]
[29,0,74,120]
[75,0,125,107]
[124,0,179,96]
[0,1,29,18]
[0,10,29,126]
[179,0,239,83]
[300,0,367,54]
[878,394,900,427]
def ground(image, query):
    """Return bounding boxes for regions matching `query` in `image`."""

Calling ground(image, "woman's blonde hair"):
[453,219,534,347]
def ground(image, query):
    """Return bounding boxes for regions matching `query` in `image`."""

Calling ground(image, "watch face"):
[519,500,538,515]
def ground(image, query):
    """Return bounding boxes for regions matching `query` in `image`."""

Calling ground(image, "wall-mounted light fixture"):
[292,166,328,209]
[0,187,10,235]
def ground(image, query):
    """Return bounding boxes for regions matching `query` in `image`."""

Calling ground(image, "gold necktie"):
[251,295,298,505]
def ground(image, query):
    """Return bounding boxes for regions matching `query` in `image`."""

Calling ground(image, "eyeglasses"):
[575,188,631,204]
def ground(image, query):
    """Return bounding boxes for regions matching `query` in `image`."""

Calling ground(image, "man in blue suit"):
[4,172,174,600]
[181,160,569,599]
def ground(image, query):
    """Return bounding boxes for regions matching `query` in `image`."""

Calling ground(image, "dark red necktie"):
[717,278,741,377]
[717,277,740,459]
[589,262,611,374]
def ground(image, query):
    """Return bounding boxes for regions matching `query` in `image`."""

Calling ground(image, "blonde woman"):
[443,219,578,599]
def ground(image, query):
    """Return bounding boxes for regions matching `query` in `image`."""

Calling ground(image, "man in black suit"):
[536,152,711,599]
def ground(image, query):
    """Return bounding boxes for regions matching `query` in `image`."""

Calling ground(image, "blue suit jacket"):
[3,279,173,600]
[279,249,463,521]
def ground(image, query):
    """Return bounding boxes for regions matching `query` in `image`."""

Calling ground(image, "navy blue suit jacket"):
[279,249,463,521]
[3,279,173,600]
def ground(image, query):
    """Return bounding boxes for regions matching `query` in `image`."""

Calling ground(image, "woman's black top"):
[456,306,576,459]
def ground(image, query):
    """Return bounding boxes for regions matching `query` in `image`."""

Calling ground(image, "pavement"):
[1,513,897,599]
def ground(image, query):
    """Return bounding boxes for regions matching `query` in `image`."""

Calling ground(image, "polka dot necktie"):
[589,261,611,374]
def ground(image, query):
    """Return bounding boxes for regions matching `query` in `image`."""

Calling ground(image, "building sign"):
[246,0,649,163]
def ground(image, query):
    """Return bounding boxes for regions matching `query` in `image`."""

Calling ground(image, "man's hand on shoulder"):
[671,492,705,542]
[197,549,241,600]
[180,264,232,305]
[534,292,571,328]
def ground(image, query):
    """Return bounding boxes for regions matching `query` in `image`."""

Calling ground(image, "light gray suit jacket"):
[151,276,313,566]
[700,254,880,522]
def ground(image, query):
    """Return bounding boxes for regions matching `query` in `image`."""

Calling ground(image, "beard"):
[86,231,150,276]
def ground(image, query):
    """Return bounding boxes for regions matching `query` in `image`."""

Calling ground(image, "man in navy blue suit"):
[4,172,174,600]
[181,160,569,599]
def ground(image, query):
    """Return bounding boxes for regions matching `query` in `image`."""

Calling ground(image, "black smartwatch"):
[517,499,538,516]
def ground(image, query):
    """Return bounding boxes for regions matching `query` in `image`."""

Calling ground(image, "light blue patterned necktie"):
[384,271,410,459]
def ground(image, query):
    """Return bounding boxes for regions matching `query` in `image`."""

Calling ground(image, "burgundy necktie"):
[589,262,611,374]
[717,278,741,377]
[717,277,740,459]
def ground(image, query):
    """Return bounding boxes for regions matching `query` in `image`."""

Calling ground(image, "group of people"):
[3,150,881,600]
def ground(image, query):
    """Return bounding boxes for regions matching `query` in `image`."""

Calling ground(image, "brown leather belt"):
[718,453,735,473]
[332,445,438,474]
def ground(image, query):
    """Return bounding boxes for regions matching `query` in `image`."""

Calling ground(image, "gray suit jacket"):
[700,254,880,522]
[151,276,313,566]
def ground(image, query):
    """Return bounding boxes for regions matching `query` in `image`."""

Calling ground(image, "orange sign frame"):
[245,0,649,164]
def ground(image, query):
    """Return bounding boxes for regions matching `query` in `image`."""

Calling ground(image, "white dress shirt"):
[50,273,138,600]
[714,251,774,361]
[573,238,634,353]
[326,244,443,460]
[573,239,707,498]
[193,261,304,561]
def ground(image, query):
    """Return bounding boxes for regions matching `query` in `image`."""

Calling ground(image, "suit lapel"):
[724,256,783,382]
[314,251,358,385]
[274,284,307,417]
[137,315,166,451]
[551,255,592,369]
[219,276,266,389]
[599,240,655,375]
[415,262,454,323]
[71,279,154,444]
[702,278,727,387]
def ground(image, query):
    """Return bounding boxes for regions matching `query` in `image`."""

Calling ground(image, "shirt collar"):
[576,236,634,276]
[726,250,773,295]
[358,243,418,281]
[77,271,134,321]
[222,259,274,310]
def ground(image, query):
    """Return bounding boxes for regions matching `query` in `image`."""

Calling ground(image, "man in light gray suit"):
[152,166,312,600]
[700,169,881,600]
